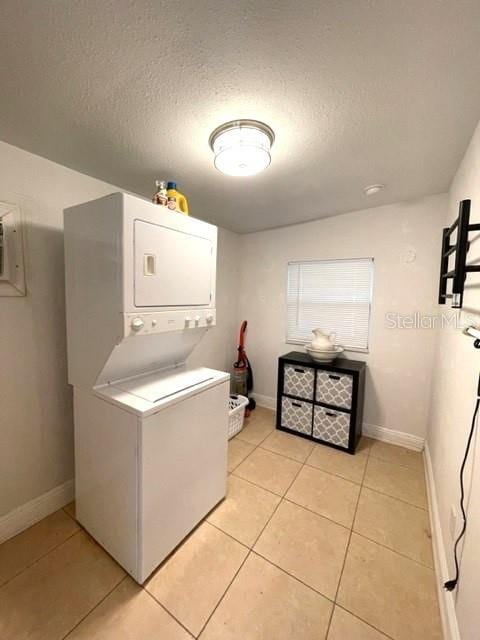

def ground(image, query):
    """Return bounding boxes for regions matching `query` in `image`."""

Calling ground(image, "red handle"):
[234,321,248,369]
[238,320,248,349]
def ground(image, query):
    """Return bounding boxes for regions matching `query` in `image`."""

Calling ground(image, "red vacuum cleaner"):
[232,320,256,416]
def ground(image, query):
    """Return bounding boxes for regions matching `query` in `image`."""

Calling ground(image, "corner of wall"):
[424,443,460,640]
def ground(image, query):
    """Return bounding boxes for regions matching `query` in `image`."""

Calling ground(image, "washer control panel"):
[124,309,216,337]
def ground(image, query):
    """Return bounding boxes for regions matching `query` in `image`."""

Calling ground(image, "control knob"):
[131,317,144,332]
[206,314,214,324]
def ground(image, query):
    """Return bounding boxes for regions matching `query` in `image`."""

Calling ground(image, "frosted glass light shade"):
[209,120,274,176]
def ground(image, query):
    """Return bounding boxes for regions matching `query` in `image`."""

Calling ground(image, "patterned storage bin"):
[283,364,315,400]
[313,406,350,448]
[316,371,353,409]
[281,397,313,436]
[277,352,366,453]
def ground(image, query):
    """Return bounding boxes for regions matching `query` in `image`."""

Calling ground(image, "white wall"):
[0,141,239,519]
[238,194,446,440]
[427,120,480,640]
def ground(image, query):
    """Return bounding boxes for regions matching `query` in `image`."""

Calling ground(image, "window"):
[286,258,374,351]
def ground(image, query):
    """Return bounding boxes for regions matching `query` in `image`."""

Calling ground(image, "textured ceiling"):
[1,1,480,233]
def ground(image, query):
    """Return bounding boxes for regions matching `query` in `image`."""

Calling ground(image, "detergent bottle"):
[167,182,189,215]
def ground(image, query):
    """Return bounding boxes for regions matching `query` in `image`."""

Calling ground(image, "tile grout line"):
[231,458,364,532]
[0,526,82,590]
[143,589,197,639]
[232,442,363,494]
[324,442,370,639]
[302,459,368,485]
[61,574,128,640]
[204,519,251,551]
[251,535,431,636]
[32,416,417,640]
[302,460,365,487]
[234,424,274,448]
[231,430,426,541]
[157,424,428,639]
[250,548,336,603]
[280,496,351,532]
[361,479,428,510]
[221,441,409,635]
[350,530,435,571]
[185,419,275,638]
[243,429,371,638]
[258,442,315,464]
[194,546,250,638]
[66,426,426,640]
[368,456,425,473]
[360,479,429,511]
[189,423,430,637]
[351,453,435,568]
[263,432,371,638]
[263,438,424,483]
[196,417,309,639]
[227,444,256,473]
[326,439,432,640]
[368,445,425,472]
[210,485,432,606]
[61,417,276,640]
[228,470,284,498]
[8,411,426,640]
[333,602,397,640]
[329,443,437,640]
[231,466,299,498]
[236,429,426,493]
[250,436,313,547]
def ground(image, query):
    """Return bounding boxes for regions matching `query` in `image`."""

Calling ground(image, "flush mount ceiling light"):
[364,184,385,196]
[209,119,275,176]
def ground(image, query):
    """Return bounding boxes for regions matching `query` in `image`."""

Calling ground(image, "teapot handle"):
[329,332,336,342]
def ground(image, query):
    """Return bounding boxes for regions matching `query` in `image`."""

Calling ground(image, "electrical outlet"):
[449,505,458,541]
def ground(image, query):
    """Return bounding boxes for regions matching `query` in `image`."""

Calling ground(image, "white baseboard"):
[252,397,425,452]
[252,394,426,451]
[252,393,276,411]
[0,479,74,544]
[424,443,460,640]
[363,422,424,451]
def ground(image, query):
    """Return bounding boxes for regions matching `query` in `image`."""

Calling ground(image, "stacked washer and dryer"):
[64,192,229,583]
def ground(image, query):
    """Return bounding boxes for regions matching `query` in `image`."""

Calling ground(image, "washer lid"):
[114,367,214,404]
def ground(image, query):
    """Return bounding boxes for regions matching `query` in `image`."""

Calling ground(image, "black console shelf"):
[276,351,366,454]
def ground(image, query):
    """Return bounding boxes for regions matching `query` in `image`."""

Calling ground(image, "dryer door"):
[134,220,213,308]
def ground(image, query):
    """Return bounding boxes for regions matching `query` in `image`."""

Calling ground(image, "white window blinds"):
[287,258,374,350]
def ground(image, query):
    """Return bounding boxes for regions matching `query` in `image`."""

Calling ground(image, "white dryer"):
[64,193,229,583]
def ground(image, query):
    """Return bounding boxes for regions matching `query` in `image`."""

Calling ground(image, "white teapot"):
[310,329,336,351]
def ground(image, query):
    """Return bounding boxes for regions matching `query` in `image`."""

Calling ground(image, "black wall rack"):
[439,199,480,309]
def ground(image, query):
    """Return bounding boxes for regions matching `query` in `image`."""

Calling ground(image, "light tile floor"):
[0,406,443,639]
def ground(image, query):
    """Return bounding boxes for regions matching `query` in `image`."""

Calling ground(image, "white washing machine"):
[64,192,229,583]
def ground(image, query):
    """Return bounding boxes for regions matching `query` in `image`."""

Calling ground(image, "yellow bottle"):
[166,182,189,215]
